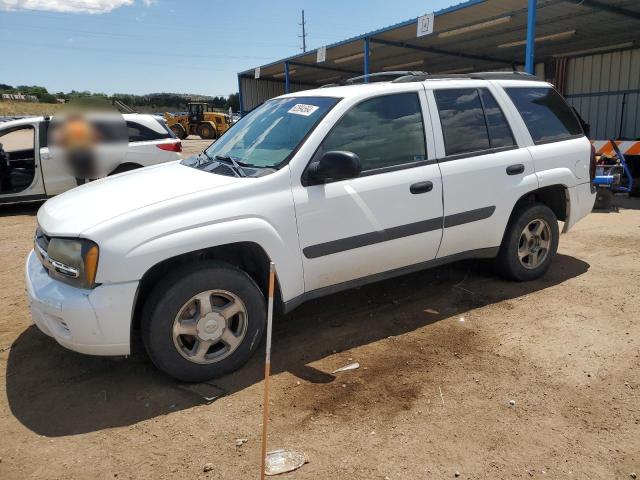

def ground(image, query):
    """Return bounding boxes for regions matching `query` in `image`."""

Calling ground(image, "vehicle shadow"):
[591,195,640,213]
[5,254,589,437]
[0,202,42,217]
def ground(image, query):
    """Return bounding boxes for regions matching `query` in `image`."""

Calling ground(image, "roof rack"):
[320,71,538,88]
[393,71,537,83]
[345,71,428,85]
[320,71,428,88]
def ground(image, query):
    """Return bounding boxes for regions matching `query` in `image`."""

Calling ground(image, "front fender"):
[94,217,304,302]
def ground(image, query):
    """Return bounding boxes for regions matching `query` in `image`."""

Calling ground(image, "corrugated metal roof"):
[239,0,640,85]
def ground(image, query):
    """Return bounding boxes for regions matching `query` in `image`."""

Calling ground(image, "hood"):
[38,161,241,236]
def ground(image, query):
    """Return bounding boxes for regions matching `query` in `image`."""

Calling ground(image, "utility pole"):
[299,9,307,53]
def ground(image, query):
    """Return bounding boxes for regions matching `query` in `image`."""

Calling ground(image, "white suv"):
[25,73,596,382]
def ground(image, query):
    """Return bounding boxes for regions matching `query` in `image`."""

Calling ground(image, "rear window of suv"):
[505,87,583,144]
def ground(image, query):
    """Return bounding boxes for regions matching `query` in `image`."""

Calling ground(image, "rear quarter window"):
[505,87,583,144]
[126,120,171,142]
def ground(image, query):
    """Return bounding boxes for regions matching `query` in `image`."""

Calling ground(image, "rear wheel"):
[594,188,614,209]
[496,203,559,281]
[197,123,216,140]
[142,262,266,382]
[170,123,187,140]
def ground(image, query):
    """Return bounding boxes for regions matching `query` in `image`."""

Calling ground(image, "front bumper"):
[25,249,138,356]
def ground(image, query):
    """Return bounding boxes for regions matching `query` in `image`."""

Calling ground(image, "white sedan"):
[0,113,182,205]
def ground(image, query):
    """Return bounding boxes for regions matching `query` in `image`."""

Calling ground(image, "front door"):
[292,90,444,292]
[0,122,45,202]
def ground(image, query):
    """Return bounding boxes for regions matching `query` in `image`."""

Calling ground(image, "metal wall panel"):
[565,48,640,140]
[240,77,310,112]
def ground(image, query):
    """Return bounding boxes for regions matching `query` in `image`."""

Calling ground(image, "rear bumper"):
[25,249,138,356]
[564,181,596,232]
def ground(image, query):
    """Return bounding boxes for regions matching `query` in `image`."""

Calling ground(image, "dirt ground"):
[0,161,638,478]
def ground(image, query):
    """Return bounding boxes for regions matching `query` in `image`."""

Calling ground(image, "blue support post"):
[237,74,243,115]
[363,37,370,82]
[285,61,291,94]
[525,0,537,74]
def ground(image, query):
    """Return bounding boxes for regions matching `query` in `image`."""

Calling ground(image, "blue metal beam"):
[364,37,370,82]
[525,0,537,74]
[285,61,290,94]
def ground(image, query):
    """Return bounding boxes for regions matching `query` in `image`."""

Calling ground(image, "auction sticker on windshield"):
[288,104,320,116]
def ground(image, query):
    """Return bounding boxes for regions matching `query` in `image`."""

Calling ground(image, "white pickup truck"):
[0,114,181,205]
[26,73,596,382]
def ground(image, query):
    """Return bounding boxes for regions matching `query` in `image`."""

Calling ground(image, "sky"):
[0,0,460,97]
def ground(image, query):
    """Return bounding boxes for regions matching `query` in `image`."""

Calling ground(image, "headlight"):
[42,237,99,289]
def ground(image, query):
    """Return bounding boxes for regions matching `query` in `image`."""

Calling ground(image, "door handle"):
[410,181,433,194]
[506,164,525,175]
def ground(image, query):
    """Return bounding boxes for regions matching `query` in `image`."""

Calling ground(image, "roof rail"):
[345,71,428,85]
[393,71,537,83]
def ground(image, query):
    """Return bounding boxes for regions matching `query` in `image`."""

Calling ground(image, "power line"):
[298,9,307,53]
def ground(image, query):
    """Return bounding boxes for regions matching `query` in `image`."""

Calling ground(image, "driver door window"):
[318,92,427,172]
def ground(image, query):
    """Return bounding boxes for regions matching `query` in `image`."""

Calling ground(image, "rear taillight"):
[157,141,182,152]
[589,143,596,181]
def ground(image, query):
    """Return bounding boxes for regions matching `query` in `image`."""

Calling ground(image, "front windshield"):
[198,96,339,169]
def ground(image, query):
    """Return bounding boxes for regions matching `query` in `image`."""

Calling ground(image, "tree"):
[225,93,239,112]
[39,93,58,103]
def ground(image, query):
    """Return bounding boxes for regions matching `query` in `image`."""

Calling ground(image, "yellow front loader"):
[164,102,231,140]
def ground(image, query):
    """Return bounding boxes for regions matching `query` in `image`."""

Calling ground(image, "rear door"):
[429,84,538,258]
[292,88,444,292]
[38,120,77,195]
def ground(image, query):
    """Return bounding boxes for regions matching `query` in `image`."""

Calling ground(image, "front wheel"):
[142,262,266,382]
[496,203,559,281]
[197,123,216,140]
[170,123,187,140]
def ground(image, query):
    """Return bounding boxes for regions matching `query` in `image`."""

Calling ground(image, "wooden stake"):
[260,262,276,480]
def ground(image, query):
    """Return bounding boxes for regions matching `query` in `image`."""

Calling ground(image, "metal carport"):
[238,0,640,140]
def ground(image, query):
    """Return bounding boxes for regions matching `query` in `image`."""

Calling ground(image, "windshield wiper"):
[197,150,215,167]
[215,155,246,177]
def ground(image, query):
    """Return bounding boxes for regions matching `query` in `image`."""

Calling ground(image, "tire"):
[594,188,614,209]
[170,123,187,140]
[495,203,559,281]
[197,123,216,140]
[141,261,266,382]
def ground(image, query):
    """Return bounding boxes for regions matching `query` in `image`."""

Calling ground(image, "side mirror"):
[305,151,362,185]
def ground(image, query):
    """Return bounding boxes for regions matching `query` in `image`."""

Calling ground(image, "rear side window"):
[505,87,583,144]
[479,89,515,149]
[126,120,171,142]
[434,88,515,157]
[319,93,426,172]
